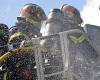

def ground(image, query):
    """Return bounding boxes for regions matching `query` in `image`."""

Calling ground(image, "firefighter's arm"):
[0,47,33,66]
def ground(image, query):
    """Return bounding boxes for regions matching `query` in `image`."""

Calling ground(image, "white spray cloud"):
[81,0,100,26]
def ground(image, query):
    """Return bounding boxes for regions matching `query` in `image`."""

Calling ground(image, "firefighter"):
[0,23,9,80]
[60,4,99,80]
[40,8,64,53]
[0,3,47,80]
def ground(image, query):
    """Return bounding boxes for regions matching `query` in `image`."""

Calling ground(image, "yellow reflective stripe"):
[26,16,39,25]
[78,35,85,43]
[69,35,85,44]
[0,47,33,65]
[3,72,7,80]
[70,36,77,44]
[12,47,33,53]
[0,52,12,65]
[9,32,30,42]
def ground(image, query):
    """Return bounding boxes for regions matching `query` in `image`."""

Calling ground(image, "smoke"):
[81,0,100,26]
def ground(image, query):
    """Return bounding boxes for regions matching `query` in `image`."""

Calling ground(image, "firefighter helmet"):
[19,3,46,24]
[61,4,83,24]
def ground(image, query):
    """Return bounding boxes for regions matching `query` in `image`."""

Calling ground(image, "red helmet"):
[61,4,83,24]
[61,4,80,16]
[19,3,46,24]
